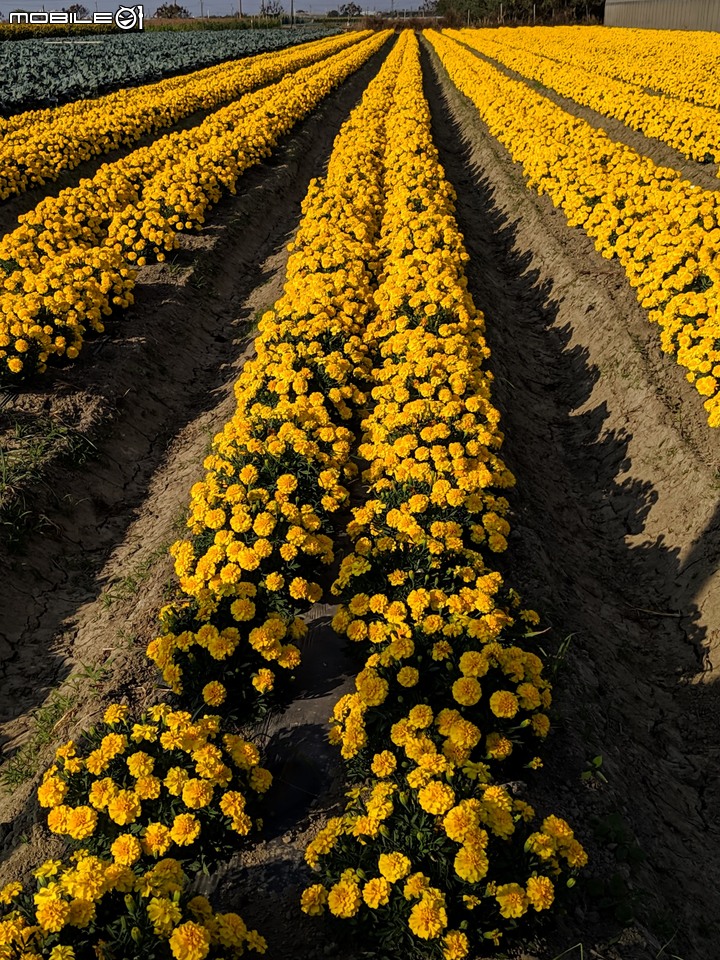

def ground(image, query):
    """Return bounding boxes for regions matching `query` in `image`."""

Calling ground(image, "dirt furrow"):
[422,36,720,960]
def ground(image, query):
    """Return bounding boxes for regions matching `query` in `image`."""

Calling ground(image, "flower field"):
[1,20,720,960]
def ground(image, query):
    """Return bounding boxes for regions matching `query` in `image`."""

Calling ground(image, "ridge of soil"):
[0,39,391,847]
[422,36,720,960]
[455,35,720,194]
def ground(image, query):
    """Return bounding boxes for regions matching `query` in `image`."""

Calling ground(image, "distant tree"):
[66,3,91,16]
[326,7,339,13]
[260,0,284,12]
[419,0,437,12]
[339,1,362,13]
[153,2,192,16]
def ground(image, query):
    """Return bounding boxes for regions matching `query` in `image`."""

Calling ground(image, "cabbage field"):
[0,25,340,114]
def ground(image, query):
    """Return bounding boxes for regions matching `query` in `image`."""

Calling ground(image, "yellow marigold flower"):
[458,650,488,677]
[488,690,519,719]
[38,776,68,808]
[485,732,513,760]
[49,947,76,960]
[531,713,551,737]
[171,813,201,846]
[418,781,455,816]
[251,668,275,693]
[250,766,273,793]
[165,767,189,796]
[370,750,397,778]
[403,872,430,900]
[104,704,129,725]
[88,776,117,810]
[0,881,22,905]
[526,875,554,911]
[106,789,141,826]
[397,666,419,687]
[136,775,162,801]
[407,704,433,729]
[378,852,411,883]
[169,920,211,960]
[451,677,482,707]
[230,598,256,622]
[300,884,328,916]
[202,681,226,706]
[65,806,98,840]
[143,822,173,858]
[408,892,448,940]
[182,779,214,810]
[362,876,391,908]
[495,882,529,919]
[147,896,183,936]
[127,751,155,778]
[35,897,71,933]
[454,843,489,883]
[110,833,142,866]
[443,931,470,959]
[327,878,361,918]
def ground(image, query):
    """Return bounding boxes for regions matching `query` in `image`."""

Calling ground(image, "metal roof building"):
[605,0,720,30]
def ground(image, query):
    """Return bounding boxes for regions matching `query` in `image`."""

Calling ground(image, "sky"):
[0,0,417,15]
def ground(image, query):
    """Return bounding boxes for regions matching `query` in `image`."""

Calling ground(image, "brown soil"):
[422,36,720,960]
[0,41,390,877]
[457,36,720,194]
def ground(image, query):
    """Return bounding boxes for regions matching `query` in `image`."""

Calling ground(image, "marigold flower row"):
[149,31,406,720]
[0,38,403,959]
[429,30,720,428]
[301,32,585,959]
[0,30,388,383]
[494,24,720,113]
[456,28,720,171]
[0,31,366,203]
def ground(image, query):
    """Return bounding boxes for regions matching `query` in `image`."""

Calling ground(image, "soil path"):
[422,36,720,960]
[0,41,389,784]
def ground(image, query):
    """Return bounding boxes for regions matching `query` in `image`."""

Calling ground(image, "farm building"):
[605,0,720,30]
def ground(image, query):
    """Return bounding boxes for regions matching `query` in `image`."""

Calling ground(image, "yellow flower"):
[171,813,201,846]
[442,931,470,959]
[65,806,98,840]
[147,896,183,936]
[408,892,448,940]
[495,882,529,919]
[104,704,129,725]
[526,875,555,911]
[300,884,328,916]
[488,690,519,719]
[378,852,411,883]
[182,779,214,810]
[143,822,173,858]
[418,781,455,816]
[169,920,211,960]
[370,751,397,778]
[362,877,391,908]
[110,833,142,866]
[327,878,361,918]
[106,791,139,830]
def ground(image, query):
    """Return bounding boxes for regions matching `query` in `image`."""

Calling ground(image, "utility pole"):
[533,2,536,22]
[291,0,294,23]
[200,0,203,16]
